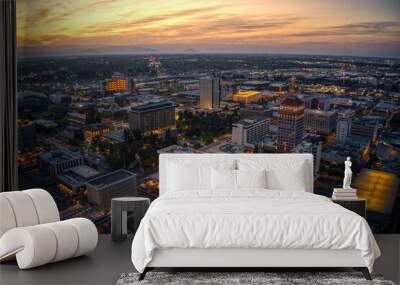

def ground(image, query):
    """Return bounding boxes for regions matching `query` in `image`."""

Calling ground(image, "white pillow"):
[167,160,236,192]
[266,161,306,191]
[167,162,211,191]
[236,169,267,189]
[211,168,237,191]
[238,159,307,192]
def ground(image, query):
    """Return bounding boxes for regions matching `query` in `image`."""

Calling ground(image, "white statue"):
[343,157,353,189]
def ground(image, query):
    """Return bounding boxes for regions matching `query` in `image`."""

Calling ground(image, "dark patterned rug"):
[116,272,395,285]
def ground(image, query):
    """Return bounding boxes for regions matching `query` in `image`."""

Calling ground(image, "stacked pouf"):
[0,189,98,269]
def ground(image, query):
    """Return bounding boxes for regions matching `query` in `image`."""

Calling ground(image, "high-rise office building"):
[200,78,220,109]
[336,116,352,144]
[277,95,305,152]
[232,117,270,146]
[304,109,338,135]
[288,76,297,94]
[128,76,136,93]
[128,101,175,132]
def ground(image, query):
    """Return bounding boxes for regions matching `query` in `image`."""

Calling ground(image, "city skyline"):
[17,0,400,58]
[16,53,400,234]
[15,1,400,234]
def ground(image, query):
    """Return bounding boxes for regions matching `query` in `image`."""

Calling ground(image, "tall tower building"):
[277,78,304,152]
[128,76,136,93]
[127,69,136,94]
[336,117,352,144]
[288,76,297,94]
[200,78,220,109]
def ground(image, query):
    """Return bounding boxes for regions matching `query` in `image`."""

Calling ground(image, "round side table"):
[111,197,150,242]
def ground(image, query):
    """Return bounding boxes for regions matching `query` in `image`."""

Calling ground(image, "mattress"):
[131,190,380,273]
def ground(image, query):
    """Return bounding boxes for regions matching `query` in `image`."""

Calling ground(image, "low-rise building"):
[219,101,240,111]
[321,143,363,165]
[157,145,201,154]
[233,90,262,104]
[304,109,338,135]
[62,126,84,141]
[103,72,129,93]
[241,81,270,90]
[351,119,378,143]
[18,120,36,150]
[103,130,125,144]
[292,141,322,179]
[128,101,175,133]
[34,119,58,130]
[302,94,331,111]
[232,117,270,146]
[240,104,273,120]
[269,82,288,93]
[49,92,71,104]
[68,112,87,126]
[176,90,200,103]
[57,165,99,193]
[83,123,111,140]
[39,149,84,177]
[86,169,137,209]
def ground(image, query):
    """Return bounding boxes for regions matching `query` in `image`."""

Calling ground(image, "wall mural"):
[16,0,400,233]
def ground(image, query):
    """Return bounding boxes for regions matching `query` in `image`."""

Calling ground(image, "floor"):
[0,234,399,285]
[0,235,134,285]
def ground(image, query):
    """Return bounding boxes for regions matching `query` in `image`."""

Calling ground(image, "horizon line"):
[17,51,400,61]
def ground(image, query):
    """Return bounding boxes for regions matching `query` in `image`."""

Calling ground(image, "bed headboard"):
[159,153,314,196]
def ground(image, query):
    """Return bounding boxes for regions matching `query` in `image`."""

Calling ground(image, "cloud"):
[334,21,397,32]
[81,5,225,34]
[18,0,117,27]
[143,15,304,45]
[289,21,400,38]
[80,12,304,44]
[17,0,67,25]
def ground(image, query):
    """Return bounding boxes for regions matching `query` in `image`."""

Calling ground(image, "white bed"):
[131,154,380,280]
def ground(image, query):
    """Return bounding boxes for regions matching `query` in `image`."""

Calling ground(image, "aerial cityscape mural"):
[16,0,400,233]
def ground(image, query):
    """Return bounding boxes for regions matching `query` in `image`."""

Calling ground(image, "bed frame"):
[138,154,372,281]
[139,248,371,280]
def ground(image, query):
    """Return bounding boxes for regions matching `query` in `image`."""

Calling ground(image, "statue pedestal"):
[332,188,358,200]
[334,188,358,192]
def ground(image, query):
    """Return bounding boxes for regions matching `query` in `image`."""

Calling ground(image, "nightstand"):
[331,198,366,218]
[111,197,150,242]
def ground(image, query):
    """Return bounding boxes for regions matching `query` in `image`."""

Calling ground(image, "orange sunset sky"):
[16,0,400,57]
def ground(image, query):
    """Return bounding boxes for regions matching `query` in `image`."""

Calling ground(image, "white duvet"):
[131,190,380,273]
